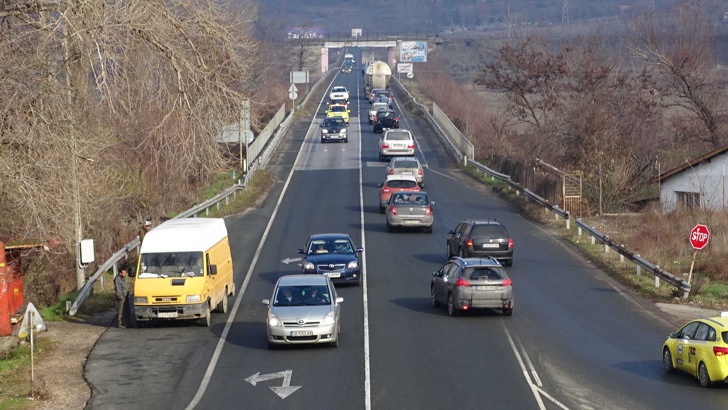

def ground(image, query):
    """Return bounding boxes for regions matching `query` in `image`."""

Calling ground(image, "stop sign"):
[689,224,710,250]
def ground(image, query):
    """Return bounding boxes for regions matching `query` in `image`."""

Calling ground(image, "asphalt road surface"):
[85,48,728,410]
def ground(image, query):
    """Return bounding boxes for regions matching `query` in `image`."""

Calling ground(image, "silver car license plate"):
[404,220,419,224]
[158,312,178,318]
[325,272,341,278]
[481,243,499,248]
[475,286,497,291]
[401,171,413,175]
[290,330,313,336]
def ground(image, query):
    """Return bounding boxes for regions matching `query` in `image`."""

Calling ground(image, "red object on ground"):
[689,224,710,250]
[0,241,11,337]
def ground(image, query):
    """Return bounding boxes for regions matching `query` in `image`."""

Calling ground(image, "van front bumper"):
[134,302,207,321]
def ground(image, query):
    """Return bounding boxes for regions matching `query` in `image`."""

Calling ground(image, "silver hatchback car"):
[386,191,433,233]
[431,257,514,317]
[263,275,343,348]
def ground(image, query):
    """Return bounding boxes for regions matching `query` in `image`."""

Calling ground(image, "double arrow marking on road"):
[245,370,301,399]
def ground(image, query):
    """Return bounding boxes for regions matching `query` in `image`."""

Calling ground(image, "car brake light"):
[418,169,423,175]
[714,346,728,356]
[455,278,470,287]
[395,117,399,121]
[390,206,397,215]
[388,169,394,175]
[425,206,432,216]
[382,188,390,193]
[508,239,514,249]
[382,144,389,149]
[408,144,415,149]
[466,239,473,249]
[501,278,512,287]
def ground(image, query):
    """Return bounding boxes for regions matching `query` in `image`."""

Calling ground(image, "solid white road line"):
[501,321,547,410]
[184,69,343,410]
[358,64,373,410]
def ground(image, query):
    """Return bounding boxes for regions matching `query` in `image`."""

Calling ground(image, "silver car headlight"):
[347,261,358,269]
[304,262,315,271]
[321,311,335,325]
[322,129,329,134]
[268,313,282,327]
[186,295,201,303]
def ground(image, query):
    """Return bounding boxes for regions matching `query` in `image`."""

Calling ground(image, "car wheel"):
[199,304,211,327]
[229,283,236,297]
[662,348,675,373]
[215,292,228,314]
[268,342,278,350]
[446,242,452,259]
[378,154,383,161]
[321,138,325,143]
[369,119,373,124]
[387,220,394,233]
[354,278,361,287]
[505,259,513,267]
[503,307,514,316]
[431,285,438,307]
[379,206,385,214]
[345,137,348,143]
[425,226,433,234]
[447,294,459,317]
[331,336,339,348]
[699,362,712,387]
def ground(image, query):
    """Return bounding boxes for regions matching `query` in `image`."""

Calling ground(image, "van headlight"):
[268,313,282,327]
[186,295,201,303]
[347,261,358,269]
[134,296,148,304]
[321,311,335,325]
[304,262,315,271]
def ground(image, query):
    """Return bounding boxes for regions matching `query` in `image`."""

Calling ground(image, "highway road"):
[85,48,728,410]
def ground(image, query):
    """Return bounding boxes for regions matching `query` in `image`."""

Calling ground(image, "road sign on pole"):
[690,224,710,250]
[687,224,710,286]
[288,83,298,101]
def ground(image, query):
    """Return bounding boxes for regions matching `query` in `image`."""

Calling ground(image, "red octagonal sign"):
[690,224,710,250]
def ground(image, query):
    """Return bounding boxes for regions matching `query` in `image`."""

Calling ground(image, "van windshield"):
[139,252,204,278]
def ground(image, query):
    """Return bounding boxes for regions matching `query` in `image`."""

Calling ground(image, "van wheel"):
[229,283,236,297]
[200,304,211,327]
[216,292,228,314]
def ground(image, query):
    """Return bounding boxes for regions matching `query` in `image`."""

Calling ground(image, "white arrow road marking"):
[245,370,301,399]
[281,257,299,264]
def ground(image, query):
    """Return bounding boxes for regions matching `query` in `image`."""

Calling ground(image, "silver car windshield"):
[273,285,331,306]
[139,252,203,278]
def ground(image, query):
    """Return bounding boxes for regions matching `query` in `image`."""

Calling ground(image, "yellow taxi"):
[326,104,350,124]
[662,313,728,387]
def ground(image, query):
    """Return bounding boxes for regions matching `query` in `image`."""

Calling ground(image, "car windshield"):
[391,193,429,205]
[324,118,345,127]
[273,285,331,306]
[387,180,417,188]
[332,87,346,93]
[385,131,411,141]
[472,225,509,238]
[465,267,506,280]
[139,252,204,278]
[394,160,418,168]
[330,106,346,113]
[308,239,354,254]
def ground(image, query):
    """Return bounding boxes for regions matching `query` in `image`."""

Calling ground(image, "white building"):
[657,145,728,212]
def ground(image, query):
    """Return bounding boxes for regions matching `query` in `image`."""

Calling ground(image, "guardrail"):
[392,76,690,298]
[70,51,346,316]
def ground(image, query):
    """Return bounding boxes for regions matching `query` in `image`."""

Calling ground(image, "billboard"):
[286,27,324,40]
[400,41,427,63]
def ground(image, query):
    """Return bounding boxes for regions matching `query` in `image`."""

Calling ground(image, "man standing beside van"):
[115,269,130,328]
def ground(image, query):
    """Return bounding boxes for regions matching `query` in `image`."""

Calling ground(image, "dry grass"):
[0,338,53,410]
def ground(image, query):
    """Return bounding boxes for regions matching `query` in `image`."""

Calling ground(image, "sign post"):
[687,224,710,286]
[288,83,298,113]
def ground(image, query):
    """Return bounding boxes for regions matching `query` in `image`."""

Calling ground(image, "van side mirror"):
[128,267,136,278]
[209,264,218,275]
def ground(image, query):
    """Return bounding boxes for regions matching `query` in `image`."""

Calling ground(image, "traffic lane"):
[199,170,366,409]
[362,169,538,408]
[85,165,295,410]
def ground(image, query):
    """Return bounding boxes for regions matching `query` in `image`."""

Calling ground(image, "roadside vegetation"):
[405,3,728,305]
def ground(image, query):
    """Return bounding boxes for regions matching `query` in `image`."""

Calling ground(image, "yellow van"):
[131,218,235,327]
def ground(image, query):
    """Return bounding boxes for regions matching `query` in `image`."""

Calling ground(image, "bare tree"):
[628,2,726,149]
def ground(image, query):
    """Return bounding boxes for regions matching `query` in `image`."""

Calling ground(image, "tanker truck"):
[365,61,392,96]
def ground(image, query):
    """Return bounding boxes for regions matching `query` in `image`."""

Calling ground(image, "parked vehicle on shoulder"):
[386,156,423,185]
[431,257,514,317]
[298,233,363,286]
[320,117,348,143]
[378,175,421,213]
[662,313,728,387]
[262,274,343,348]
[446,219,513,266]
[386,191,433,233]
[379,129,415,161]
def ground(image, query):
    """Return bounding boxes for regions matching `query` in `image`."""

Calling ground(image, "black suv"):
[320,117,348,143]
[446,220,514,266]
[373,109,399,133]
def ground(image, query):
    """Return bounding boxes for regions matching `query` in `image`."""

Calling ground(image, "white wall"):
[661,152,728,212]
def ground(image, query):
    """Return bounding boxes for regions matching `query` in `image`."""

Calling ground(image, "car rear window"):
[378,112,395,119]
[391,193,428,204]
[387,180,417,188]
[472,225,509,238]
[385,131,411,141]
[394,160,418,168]
[465,267,506,280]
